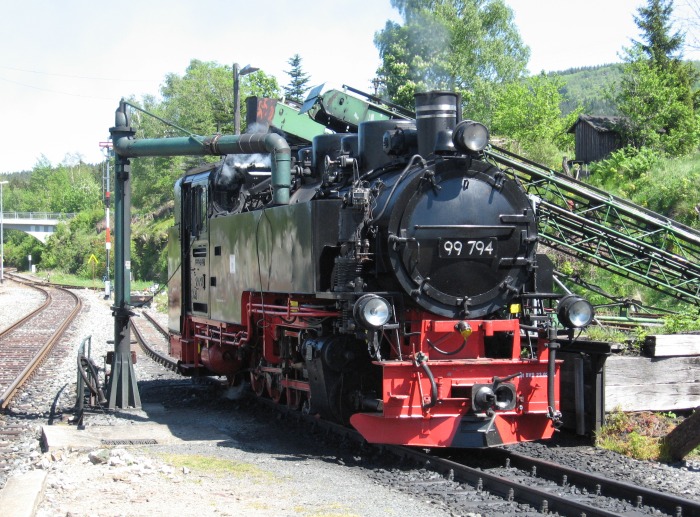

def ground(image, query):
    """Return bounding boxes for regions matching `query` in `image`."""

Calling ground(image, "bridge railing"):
[0,212,76,220]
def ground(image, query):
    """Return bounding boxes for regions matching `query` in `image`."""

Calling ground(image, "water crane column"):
[107,103,140,409]
[0,181,8,284]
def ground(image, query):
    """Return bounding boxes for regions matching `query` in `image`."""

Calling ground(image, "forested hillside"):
[555,64,624,115]
[555,61,700,116]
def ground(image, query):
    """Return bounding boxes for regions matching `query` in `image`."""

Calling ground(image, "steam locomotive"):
[166,89,594,447]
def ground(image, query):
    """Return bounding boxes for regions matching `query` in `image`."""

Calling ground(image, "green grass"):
[584,325,630,344]
[596,409,700,461]
[37,269,156,291]
[596,410,667,460]
[158,453,273,480]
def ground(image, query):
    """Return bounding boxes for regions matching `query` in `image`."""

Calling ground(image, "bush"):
[660,307,700,333]
[589,146,659,192]
[596,409,677,461]
[589,149,700,229]
[40,209,107,278]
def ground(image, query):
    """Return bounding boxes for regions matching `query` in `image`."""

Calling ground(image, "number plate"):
[438,238,497,258]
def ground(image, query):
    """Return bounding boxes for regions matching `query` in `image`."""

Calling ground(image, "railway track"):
[130,309,179,372]
[0,273,82,409]
[484,448,697,516]
[262,403,699,516]
[426,447,700,516]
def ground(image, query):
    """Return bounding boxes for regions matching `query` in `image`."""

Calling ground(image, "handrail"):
[0,212,77,220]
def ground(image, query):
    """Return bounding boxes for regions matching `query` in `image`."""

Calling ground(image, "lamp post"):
[233,63,259,135]
[0,180,8,284]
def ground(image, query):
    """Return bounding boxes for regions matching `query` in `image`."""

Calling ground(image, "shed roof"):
[567,115,624,134]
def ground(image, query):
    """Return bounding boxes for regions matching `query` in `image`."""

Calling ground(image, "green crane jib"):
[299,84,413,131]
[257,87,700,305]
[246,84,413,143]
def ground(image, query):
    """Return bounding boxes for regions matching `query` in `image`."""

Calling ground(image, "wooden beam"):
[605,356,700,412]
[663,407,700,461]
[644,335,700,357]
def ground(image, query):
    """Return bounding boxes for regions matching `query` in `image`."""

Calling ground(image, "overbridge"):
[1,212,75,243]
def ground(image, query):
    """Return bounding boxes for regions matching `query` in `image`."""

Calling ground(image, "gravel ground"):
[2,277,700,516]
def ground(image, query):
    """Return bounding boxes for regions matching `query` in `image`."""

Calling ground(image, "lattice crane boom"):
[486,145,700,305]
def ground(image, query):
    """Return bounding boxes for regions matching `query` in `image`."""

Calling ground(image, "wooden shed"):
[568,115,624,164]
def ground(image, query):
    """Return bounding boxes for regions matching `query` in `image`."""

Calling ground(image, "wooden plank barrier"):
[663,405,700,460]
[644,334,700,357]
[605,355,700,412]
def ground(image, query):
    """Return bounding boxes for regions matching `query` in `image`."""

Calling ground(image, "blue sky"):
[0,0,697,174]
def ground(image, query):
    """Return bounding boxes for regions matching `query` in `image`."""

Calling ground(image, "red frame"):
[170,293,559,447]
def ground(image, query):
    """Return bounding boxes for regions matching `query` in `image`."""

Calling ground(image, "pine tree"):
[633,0,684,68]
[615,0,700,156]
[631,0,698,105]
[283,54,311,104]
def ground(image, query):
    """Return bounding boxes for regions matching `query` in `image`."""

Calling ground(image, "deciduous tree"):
[491,73,580,166]
[129,60,280,212]
[374,0,529,121]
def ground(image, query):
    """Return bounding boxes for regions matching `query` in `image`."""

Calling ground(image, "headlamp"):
[453,120,489,153]
[557,294,594,328]
[353,294,392,329]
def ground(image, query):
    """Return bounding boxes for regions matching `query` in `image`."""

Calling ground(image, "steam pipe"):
[111,102,292,204]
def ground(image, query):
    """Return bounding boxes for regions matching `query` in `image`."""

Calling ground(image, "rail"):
[0,274,83,409]
[131,311,179,372]
[490,448,700,517]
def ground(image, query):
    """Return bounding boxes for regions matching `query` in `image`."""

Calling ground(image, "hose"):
[369,154,426,222]
[426,337,467,356]
[415,352,438,410]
